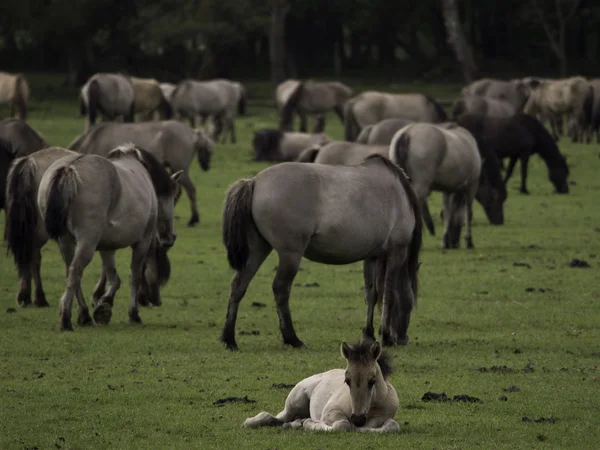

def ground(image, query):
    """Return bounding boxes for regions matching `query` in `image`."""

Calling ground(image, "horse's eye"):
[368,379,375,389]
[344,378,350,386]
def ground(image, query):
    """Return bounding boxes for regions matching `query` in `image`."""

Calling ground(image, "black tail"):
[279,82,304,130]
[344,98,360,141]
[392,133,411,170]
[425,95,448,122]
[296,146,320,162]
[4,157,37,277]
[44,166,78,240]
[87,79,101,126]
[404,178,423,304]
[356,125,373,144]
[222,178,256,270]
[79,92,87,116]
[159,91,173,120]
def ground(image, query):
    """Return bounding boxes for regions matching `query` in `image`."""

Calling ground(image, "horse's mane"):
[108,143,175,196]
[345,340,393,379]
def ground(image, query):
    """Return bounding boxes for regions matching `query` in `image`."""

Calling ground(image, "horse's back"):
[366,118,416,144]
[0,119,47,156]
[314,141,388,165]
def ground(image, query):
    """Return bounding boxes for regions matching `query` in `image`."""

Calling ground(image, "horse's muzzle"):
[351,414,367,427]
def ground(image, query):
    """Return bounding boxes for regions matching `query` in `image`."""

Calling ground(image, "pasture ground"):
[0,77,599,450]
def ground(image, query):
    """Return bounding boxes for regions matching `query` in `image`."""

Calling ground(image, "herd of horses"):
[0,71,589,432]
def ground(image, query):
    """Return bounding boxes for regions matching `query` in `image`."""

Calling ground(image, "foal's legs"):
[177,171,200,226]
[362,258,378,340]
[273,251,305,348]
[221,232,272,350]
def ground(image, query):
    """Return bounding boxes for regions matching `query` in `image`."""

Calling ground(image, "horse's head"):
[549,154,570,194]
[476,156,507,225]
[341,340,386,428]
[194,128,215,171]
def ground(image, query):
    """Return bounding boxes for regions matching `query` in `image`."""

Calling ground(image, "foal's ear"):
[341,342,351,359]
[370,341,382,361]
[171,170,184,183]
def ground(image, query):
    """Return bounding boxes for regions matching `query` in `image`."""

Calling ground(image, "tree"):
[531,0,581,77]
[270,0,289,86]
[441,0,478,83]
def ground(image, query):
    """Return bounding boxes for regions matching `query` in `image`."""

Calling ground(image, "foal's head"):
[341,340,392,427]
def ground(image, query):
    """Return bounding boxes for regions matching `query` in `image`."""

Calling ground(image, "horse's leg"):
[129,237,153,324]
[504,156,519,185]
[95,251,121,308]
[299,111,308,133]
[441,193,452,249]
[16,265,32,307]
[32,247,49,307]
[178,171,200,226]
[381,247,407,346]
[273,251,305,348]
[421,199,435,236]
[465,193,475,249]
[91,271,107,308]
[519,154,531,194]
[244,382,311,428]
[229,114,237,144]
[221,234,272,350]
[356,419,401,433]
[362,257,377,340]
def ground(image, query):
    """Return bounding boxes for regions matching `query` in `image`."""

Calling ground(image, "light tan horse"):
[451,95,516,119]
[0,72,30,120]
[130,77,172,121]
[244,340,400,432]
[296,141,388,165]
[344,91,447,141]
[277,79,353,132]
[461,78,530,112]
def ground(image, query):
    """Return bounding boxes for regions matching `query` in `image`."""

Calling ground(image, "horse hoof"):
[520,190,530,195]
[93,303,113,325]
[60,318,74,332]
[225,343,239,351]
[17,293,32,308]
[187,214,200,227]
[33,298,50,308]
[466,238,474,249]
[78,312,94,327]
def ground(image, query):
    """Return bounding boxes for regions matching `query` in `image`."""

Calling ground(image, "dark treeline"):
[0,0,598,85]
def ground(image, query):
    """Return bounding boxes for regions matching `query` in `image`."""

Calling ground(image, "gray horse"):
[389,123,481,249]
[451,95,516,119]
[356,118,415,145]
[461,78,530,112]
[277,79,353,132]
[69,120,214,226]
[221,155,422,350]
[38,144,181,330]
[170,79,246,144]
[79,73,136,130]
[296,141,388,165]
[344,92,447,141]
[252,128,331,162]
[4,147,172,309]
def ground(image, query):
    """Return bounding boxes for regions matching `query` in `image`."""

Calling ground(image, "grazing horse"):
[37,144,182,330]
[68,120,214,226]
[221,155,422,350]
[461,78,530,112]
[0,118,48,156]
[277,79,353,132]
[4,147,173,309]
[344,91,448,141]
[170,79,247,143]
[252,128,331,162]
[0,72,30,120]
[244,340,400,433]
[523,76,592,142]
[389,123,481,248]
[455,113,570,194]
[355,118,415,145]
[130,77,172,121]
[79,73,135,130]
[451,95,516,119]
[296,141,388,165]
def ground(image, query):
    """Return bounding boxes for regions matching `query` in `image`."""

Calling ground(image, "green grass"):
[1,79,599,450]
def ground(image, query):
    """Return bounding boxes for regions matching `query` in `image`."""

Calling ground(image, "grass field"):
[1,78,599,450]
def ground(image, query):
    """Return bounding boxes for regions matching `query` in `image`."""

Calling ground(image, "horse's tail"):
[237,84,247,116]
[404,177,423,304]
[79,92,87,117]
[296,146,320,162]
[451,98,466,119]
[356,124,373,144]
[4,157,38,277]
[159,90,173,120]
[392,133,411,170]
[344,98,360,141]
[425,95,448,122]
[279,81,304,130]
[222,178,256,271]
[43,165,79,240]
[87,78,102,126]
[583,83,594,127]
[14,74,29,121]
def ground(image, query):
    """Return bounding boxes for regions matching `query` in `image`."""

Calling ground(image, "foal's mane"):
[108,143,175,196]
[345,340,393,379]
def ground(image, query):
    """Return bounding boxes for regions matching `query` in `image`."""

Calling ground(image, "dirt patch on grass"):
[213,396,256,407]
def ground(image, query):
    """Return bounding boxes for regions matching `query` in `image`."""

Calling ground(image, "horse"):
[0,72,30,120]
[355,118,415,145]
[221,154,422,350]
[68,120,214,226]
[159,82,177,103]
[252,128,331,162]
[296,141,388,165]
[4,147,173,309]
[344,91,448,141]
[389,123,481,248]
[244,339,400,433]
[37,144,182,330]
[523,76,593,143]
[461,78,530,112]
[451,95,516,119]
[0,118,48,156]
[277,79,353,132]
[455,113,570,195]
[0,138,15,211]
[589,78,600,143]
[170,79,247,144]
[79,73,136,130]
[130,77,173,121]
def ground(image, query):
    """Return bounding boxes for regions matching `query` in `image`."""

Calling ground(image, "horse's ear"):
[171,170,184,183]
[370,341,381,361]
[341,342,351,359]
